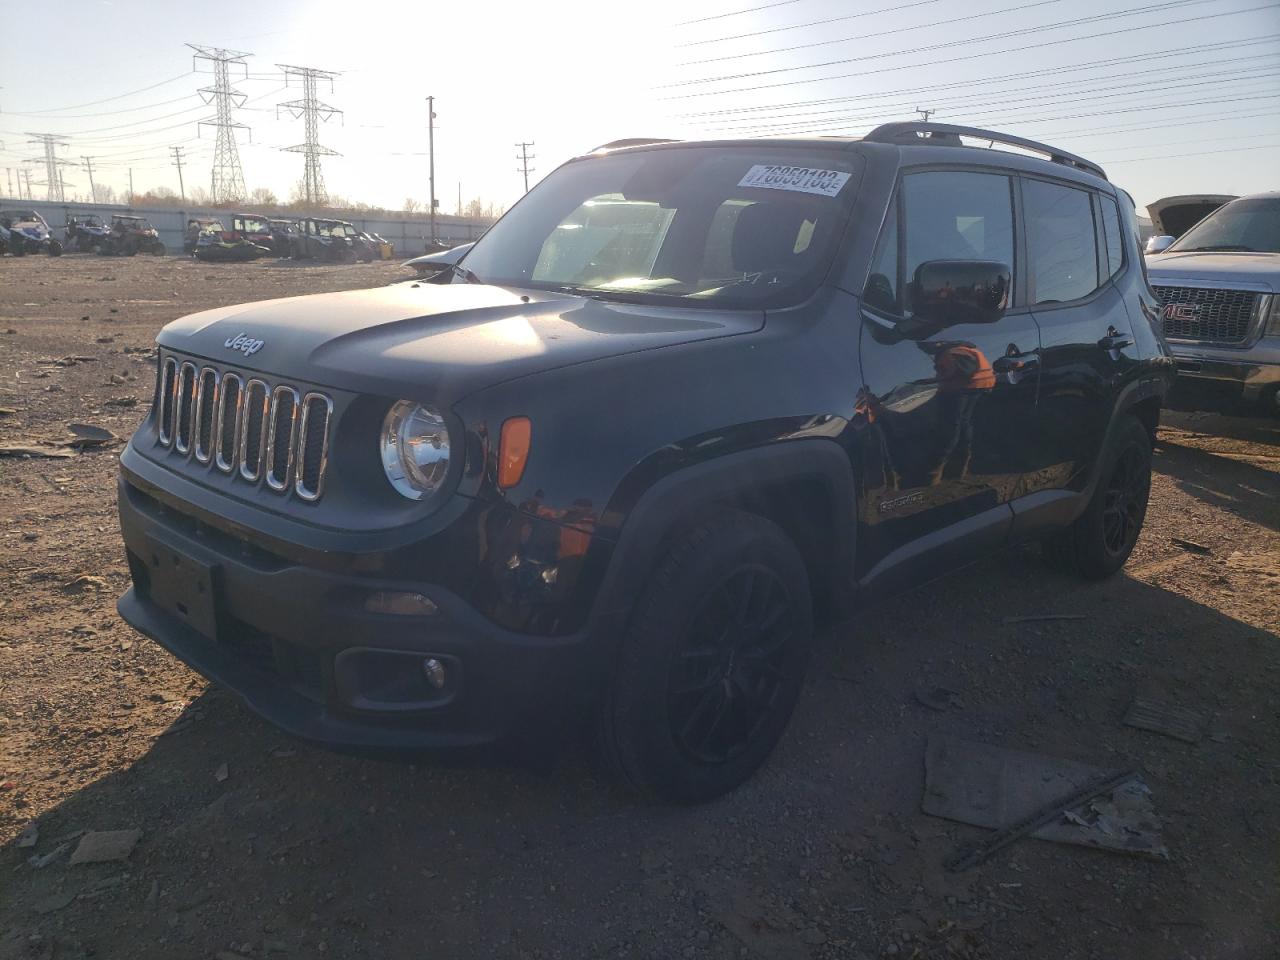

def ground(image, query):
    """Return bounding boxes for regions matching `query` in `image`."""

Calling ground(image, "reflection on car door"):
[855,169,1042,589]
[1021,179,1135,512]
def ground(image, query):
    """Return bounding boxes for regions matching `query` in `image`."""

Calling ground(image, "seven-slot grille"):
[1153,285,1263,344]
[157,355,333,501]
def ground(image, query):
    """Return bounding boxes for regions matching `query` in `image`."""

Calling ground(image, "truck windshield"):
[459,146,861,307]
[1169,197,1280,254]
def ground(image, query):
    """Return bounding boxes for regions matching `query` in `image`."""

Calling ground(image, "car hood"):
[1146,252,1279,293]
[156,282,762,402]
[1146,194,1236,238]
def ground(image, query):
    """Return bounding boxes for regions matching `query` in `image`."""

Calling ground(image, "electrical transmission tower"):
[277,64,341,207]
[188,43,251,204]
[516,141,535,194]
[26,133,73,202]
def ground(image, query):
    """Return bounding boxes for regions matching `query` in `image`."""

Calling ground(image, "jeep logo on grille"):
[224,333,265,356]
[1162,303,1199,322]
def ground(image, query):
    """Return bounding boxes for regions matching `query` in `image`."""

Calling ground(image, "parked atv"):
[0,222,11,257]
[360,230,395,260]
[102,215,166,256]
[291,217,372,262]
[65,214,111,253]
[184,218,225,255]
[227,213,286,255]
[0,210,64,256]
[192,232,272,262]
[267,219,298,257]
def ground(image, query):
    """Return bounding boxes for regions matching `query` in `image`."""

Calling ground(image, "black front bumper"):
[117,474,598,752]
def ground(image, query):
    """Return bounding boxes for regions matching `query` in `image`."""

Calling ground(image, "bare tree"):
[403,198,421,214]
[249,187,278,207]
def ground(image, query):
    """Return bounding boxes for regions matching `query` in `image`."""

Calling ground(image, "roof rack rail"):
[590,138,680,153]
[863,122,1107,181]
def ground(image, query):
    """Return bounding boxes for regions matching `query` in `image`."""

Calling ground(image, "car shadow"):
[1161,410,1280,446]
[3,550,1278,960]
[1154,438,1280,532]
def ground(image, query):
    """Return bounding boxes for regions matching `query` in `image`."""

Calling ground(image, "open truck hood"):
[1146,195,1236,239]
[155,282,761,403]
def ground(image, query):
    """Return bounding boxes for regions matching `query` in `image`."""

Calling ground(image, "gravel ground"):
[1,254,1277,960]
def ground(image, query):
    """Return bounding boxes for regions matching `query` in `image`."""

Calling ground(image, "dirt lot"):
[1,255,1277,960]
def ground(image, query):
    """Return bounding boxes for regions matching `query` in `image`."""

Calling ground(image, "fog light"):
[364,591,439,617]
[422,657,447,689]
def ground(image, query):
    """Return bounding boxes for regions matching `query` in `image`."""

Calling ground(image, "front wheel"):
[47,239,64,257]
[599,511,813,803]
[1043,414,1152,579]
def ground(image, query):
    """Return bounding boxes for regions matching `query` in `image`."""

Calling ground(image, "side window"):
[863,194,898,314]
[1100,194,1124,278]
[901,171,1015,315]
[1024,179,1101,304]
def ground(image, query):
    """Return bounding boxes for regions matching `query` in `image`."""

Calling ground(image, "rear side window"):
[901,171,1015,314]
[1024,180,1100,304]
[1100,194,1124,278]
[863,194,899,314]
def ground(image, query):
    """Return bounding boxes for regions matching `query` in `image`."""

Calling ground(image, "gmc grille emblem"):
[225,332,266,356]
[1162,303,1198,322]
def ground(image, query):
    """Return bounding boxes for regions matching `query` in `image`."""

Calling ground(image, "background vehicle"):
[267,219,298,257]
[0,209,63,256]
[102,214,166,256]
[228,213,290,255]
[1147,192,1280,416]
[117,124,1173,802]
[361,230,395,260]
[193,232,273,262]
[290,217,372,262]
[0,221,10,257]
[65,214,111,253]
[1145,194,1236,254]
[402,241,473,278]
[184,217,226,254]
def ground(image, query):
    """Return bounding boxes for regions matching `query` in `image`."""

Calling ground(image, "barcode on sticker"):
[738,165,851,197]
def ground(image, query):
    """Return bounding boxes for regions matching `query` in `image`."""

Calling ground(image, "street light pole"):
[426,95,436,245]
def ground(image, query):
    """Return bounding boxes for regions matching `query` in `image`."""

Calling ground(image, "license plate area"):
[144,534,221,640]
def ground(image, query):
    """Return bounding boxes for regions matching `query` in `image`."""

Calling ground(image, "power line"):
[0,94,199,120]
[680,0,1070,66]
[1103,140,1280,163]
[677,0,942,47]
[189,43,252,204]
[661,3,1279,99]
[674,0,801,27]
[664,0,1216,87]
[516,141,536,193]
[277,64,342,207]
[13,72,194,114]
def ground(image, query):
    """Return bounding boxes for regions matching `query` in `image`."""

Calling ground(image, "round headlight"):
[380,401,451,500]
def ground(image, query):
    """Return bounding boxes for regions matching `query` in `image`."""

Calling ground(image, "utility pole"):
[22,168,33,200]
[188,43,251,204]
[426,96,436,243]
[4,168,12,199]
[170,146,187,202]
[128,168,134,205]
[25,133,73,202]
[915,107,934,122]
[457,181,462,217]
[277,64,341,208]
[82,156,98,203]
[516,141,535,194]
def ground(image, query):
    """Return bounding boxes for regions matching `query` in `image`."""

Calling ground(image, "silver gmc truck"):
[1146,192,1280,416]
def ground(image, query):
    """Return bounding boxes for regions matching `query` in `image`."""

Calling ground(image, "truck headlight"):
[380,401,450,500]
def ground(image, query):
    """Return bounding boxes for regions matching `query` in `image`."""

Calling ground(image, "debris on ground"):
[64,422,120,448]
[61,575,108,593]
[1171,537,1212,554]
[215,762,229,783]
[29,842,70,869]
[1123,696,1207,744]
[103,396,138,408]
[68,829,142,865]
[17,822,39,848]
[923,736,1167,864]
[0,443,76,459]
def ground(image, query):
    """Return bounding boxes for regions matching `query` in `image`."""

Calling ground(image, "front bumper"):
[117,474,598,752]
[1167,339,1280,411]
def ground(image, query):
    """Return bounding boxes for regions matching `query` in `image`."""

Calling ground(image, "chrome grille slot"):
[265,386,300,491]
[1154,286,1263,344]
[238,379,270,482]
[156,352,333,501]
[175,362,197,454]
[214,373,243,473]
[193,368,219,463]
[158,357,178,447]
[295,393,333,501]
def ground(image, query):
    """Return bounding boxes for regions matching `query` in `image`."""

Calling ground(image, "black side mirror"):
[910,260,1010,328]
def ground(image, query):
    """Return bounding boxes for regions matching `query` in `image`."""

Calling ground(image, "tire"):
[599,511,813,803]
[151,243,167,256]
[48,240,63,257]
[1042,414,1152,579]
[11,242,24,258]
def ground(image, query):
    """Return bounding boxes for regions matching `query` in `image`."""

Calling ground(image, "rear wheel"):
[1043,414,1151,579]
[599,511,813,803]
[47,239,63,257]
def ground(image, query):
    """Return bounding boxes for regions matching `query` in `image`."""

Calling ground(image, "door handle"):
[1098,328,1133,351]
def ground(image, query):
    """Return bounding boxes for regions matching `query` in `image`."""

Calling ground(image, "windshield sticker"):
[738,165,851,197]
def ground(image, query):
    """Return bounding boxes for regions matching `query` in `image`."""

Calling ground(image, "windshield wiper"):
[548,284,653,304]
[1180,244,1255,252]
[450,262,484,283]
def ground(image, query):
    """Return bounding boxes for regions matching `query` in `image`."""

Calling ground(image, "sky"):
[1,0,1277,214]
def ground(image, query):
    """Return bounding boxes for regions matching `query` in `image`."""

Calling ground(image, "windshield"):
[3,210,39,223]
[240,217,267,232]
[458,146,861,307]
[1168,197,1280,254]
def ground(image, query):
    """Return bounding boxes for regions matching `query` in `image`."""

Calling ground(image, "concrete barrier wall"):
[0,196,491,257]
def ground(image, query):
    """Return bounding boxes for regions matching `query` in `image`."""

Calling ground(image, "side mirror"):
[1145,235,1175,255]
[910,260,1010,328]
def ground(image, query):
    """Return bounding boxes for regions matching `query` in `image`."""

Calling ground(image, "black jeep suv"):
[117,123,1174,801]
